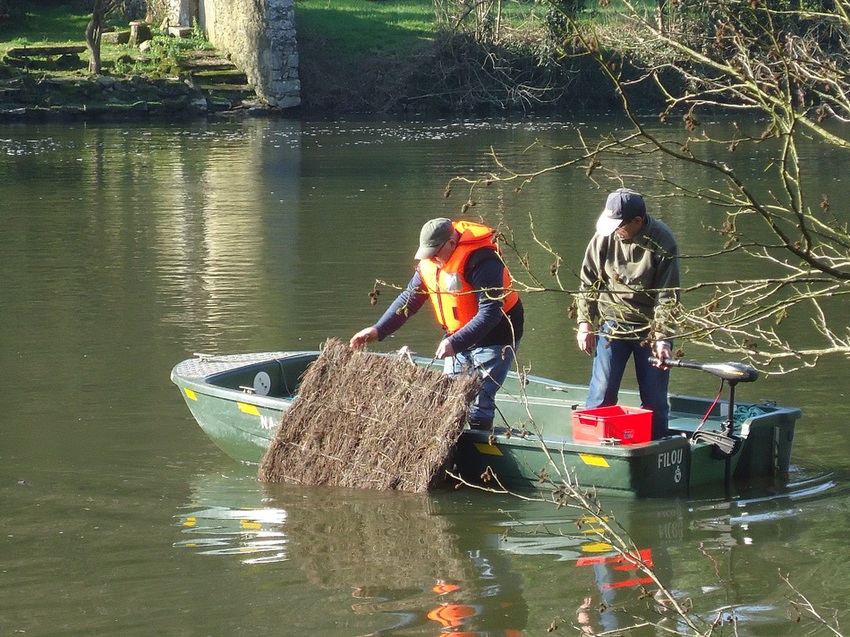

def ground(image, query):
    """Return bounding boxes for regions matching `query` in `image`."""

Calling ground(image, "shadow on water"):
[173,463,842,635]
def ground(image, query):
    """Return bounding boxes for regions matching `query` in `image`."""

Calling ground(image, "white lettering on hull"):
[260,415,278,431]
[657,448,684,483]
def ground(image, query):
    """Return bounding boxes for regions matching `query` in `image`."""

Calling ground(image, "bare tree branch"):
[447,0,850,373]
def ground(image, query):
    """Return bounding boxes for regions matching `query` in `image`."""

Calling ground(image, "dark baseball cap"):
[596,188,646,236]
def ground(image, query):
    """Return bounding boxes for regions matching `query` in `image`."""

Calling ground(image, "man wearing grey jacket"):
[575,188,680,439]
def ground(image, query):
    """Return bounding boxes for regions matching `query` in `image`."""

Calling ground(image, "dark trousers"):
[585,321,670,439]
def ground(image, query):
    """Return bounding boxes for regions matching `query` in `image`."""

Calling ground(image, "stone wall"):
[161,0,300,109]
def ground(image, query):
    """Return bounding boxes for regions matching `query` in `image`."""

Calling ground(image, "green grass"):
[293,0,549,56]
[1,0,438,61]
[1,4,97,49]
[0,0,553,69]
[0,1,133,58]
[0,1,213,77]
[295,0,436,55]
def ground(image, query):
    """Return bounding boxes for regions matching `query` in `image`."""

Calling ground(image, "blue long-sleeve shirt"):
[373,249,523,352]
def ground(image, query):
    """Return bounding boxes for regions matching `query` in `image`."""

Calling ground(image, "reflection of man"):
[350,218,524,430]
[576,596,596,635]
[427,580,524,637]
[427,584,476,635]
[575,189,680,439]
[575,544,674,633]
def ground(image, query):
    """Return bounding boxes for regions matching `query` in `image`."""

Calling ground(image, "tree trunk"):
[86,0,115,74]
[85,15,103,74]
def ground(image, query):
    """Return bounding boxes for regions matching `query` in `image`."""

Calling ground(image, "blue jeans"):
[586,321,669,439]
[444,342,519,424]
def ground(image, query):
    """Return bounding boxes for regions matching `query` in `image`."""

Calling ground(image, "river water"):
[0,117,847,636]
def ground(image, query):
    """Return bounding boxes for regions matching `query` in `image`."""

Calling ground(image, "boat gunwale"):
[171,352,801,463]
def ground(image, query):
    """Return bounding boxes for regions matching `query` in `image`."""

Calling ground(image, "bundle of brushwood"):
[258,338,480,492]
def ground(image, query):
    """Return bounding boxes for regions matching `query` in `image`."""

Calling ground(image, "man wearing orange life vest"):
[350,218,524,430]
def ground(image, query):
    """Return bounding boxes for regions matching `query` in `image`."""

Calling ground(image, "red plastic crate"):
[571,405,652,445]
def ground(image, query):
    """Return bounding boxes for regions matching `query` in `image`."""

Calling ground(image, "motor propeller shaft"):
[649,356,760,383]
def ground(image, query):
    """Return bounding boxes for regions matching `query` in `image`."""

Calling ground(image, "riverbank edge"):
[0,35,666,122]
[0,71,279,123]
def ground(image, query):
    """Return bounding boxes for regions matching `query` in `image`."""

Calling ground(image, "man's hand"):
[350,327,378,349]
[435,338,456,359]
[652,340,672,368]
[576,322,595,355]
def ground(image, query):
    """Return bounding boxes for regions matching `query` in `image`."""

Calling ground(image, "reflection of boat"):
[171,351,801,498]
[175,472,289,565]
[176,469,529,636]
[176,466,831,635]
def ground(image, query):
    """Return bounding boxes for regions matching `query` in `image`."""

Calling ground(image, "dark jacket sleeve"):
[373,271,429,341]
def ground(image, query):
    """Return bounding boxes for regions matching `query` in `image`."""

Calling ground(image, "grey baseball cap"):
[596,188,646,236]
[415,218,454,260]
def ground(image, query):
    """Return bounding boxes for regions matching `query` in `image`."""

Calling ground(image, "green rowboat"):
[170,351,801,498]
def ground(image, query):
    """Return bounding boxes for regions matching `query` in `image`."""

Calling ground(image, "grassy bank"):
[295,0,435,56]
[0,3,93,47]
[291,0,585,115]
[0,0,434,61]
[0,0,653,117]
[0,2,260,120]
[0,2,211,76]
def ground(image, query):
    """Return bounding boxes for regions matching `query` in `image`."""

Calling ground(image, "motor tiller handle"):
[649,357,760,383]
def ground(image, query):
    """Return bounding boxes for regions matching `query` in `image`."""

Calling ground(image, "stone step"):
[178,49,259,106]
[197,83,253,93]
[180,50,228,63]
[180,54,235,70]
[193,70,248,85]
[184,61,235,72]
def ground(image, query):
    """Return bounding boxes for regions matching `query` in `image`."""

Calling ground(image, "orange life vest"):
[427,603,476,627]
[417,221,519,335]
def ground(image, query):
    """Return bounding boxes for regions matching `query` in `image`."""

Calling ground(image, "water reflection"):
[174,467,837,635]
[175,469,529,635]
[2,117,846,636]
[177,506,288,564]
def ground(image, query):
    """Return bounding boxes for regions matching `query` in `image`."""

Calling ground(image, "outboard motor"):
[656,358,759,384]
[651,356,761,492]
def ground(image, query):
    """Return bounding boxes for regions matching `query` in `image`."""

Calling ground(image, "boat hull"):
[171,351,801,498]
